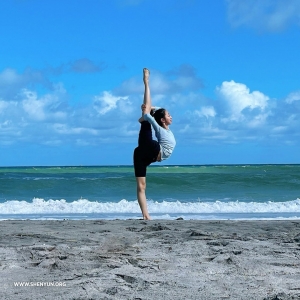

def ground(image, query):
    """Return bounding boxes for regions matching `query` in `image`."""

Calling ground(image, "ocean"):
[0,165,300,220]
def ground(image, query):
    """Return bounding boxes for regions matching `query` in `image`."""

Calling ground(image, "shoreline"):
[1,220,300,299]
[1,212,300,221]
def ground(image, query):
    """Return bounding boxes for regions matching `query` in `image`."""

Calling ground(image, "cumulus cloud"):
[0,64,205,147]
[22,90,47,121]
[176,80,290,144]
[93,91,129,115]
[21,88,67,121]
[226,0,300,32]
[195,106,216,119]
[1,64,300,148]
[0,82,70,145]
[109,71,300,146]
[217,80,269,123]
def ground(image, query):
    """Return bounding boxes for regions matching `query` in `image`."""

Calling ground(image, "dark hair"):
[153,108,166,127]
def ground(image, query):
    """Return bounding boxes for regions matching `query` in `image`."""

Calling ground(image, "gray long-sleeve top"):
[144,110,176,161]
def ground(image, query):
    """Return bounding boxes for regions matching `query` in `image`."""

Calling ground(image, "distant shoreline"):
[1,163,300,168]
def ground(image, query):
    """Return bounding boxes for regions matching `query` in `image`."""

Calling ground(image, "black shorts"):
[133,121,160,177]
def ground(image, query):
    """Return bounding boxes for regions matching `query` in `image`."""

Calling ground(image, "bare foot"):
[143,68,150,84]
[143,214,152,220]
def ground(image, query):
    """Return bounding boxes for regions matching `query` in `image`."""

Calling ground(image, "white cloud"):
[247,113,269,128]
[93,91,129,115]
[217,80,269,122]
[1,65,300,149]
[22,90,47,121]
[285,91,300,103]
[20,87,67,121]
[196,106,216,119]
[226,0,300,32]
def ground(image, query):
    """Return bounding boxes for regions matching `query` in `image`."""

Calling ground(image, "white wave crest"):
[0,198,300,215]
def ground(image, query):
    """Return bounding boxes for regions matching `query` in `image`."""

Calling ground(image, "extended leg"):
[143,68,151,115]
[139,68,151,123]
[136,177,151,220]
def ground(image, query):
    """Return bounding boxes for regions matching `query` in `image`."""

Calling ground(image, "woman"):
[133,68,176,220]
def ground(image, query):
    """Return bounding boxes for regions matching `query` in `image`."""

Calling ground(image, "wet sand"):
[1,220,300,300]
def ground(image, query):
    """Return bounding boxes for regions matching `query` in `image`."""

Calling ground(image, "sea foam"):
[0,198,300,215]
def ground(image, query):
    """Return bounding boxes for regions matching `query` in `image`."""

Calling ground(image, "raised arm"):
[143,112,161,133]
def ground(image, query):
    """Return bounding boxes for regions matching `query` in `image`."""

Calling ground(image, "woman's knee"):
[136,178,146,192]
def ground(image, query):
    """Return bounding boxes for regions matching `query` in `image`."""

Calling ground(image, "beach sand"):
[1,220,300,300]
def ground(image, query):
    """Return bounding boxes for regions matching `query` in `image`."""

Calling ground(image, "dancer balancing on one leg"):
[133,68,176,220]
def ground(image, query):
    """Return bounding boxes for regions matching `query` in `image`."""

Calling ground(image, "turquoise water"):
[0,165,300,220]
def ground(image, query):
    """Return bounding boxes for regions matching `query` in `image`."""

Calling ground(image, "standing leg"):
[136,177,151,220]
[134,68,153,220]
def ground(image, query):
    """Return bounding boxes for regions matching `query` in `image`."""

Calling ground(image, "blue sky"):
[0,0,300,166]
